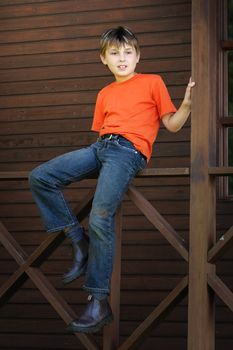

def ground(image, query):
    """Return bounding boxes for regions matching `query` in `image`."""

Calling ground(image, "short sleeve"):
[153,76,177,119]
[91,92,105,132]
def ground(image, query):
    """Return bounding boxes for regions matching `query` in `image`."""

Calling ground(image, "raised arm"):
[162,78,195,133]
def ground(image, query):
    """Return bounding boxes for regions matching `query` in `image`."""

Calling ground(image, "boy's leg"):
[67,138,146,333]
[29,145,100,282]
[29,145,100,233]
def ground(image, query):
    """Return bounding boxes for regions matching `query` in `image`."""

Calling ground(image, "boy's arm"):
[162,78,195,133]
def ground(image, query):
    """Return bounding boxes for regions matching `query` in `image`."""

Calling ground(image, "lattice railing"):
[0,167,233,349]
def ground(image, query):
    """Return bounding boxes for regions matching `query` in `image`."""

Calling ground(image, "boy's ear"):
[100,54,107,65]
[136,52,140,63]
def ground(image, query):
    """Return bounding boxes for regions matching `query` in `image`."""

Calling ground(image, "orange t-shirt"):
[91,73,177,161]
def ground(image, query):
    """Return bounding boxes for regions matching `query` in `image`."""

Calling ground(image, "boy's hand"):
[162,77,196,132]
[183,77,195,107]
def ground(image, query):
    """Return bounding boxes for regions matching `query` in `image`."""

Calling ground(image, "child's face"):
[100,44,140,82]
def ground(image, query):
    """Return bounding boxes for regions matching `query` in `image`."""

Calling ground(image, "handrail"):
[0,168,190,181]
[208,167,233,175]
[0,167,190,349]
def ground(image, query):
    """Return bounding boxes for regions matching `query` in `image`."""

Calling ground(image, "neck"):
[115,72,137,83]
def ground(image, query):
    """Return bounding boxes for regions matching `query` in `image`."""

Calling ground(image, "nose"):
[119,51,125,62]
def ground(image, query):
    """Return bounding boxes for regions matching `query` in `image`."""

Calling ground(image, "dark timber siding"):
[1,1,232,350]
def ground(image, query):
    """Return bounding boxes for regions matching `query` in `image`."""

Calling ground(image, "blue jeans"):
[29,135,146,294]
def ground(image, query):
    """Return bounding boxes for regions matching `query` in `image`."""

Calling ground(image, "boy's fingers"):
[188,77,195,87]
[188,82,195,88]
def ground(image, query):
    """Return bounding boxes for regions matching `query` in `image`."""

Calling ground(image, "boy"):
[29,26,195,334]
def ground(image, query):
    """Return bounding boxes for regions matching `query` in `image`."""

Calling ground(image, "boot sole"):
[67,313,114,334]
[62,263,87,284]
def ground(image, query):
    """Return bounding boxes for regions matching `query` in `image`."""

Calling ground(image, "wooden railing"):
[0,167,233,349]
[0,168,189,350]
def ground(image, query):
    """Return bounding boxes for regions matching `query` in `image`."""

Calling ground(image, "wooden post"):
[188,1,218,349]
[103,206,122,350]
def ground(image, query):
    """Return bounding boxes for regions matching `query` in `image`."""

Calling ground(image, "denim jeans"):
[29,135,146,294]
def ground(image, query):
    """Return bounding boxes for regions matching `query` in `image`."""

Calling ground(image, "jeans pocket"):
[114,138,137,153]
[114,138,147,171]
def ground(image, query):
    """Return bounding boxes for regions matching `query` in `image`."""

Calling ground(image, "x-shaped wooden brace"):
[0,189,99,350]
[117,186,189,349]
[0,178,190,350]
[207,225,233,312]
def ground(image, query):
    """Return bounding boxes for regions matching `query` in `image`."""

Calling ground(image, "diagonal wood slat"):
[0,232,65,305]
[127,185,189,261]
[0,267,28,305]
[24,231,65,267]
[208,225,233,263]
[0,174,190,349]
[73,188,95,221]
[0,228,99,349]
[117,276,188,350]
[207,272,233,312]
[27,267,99,350]
[0,189,98,350]
[0,221,27,264]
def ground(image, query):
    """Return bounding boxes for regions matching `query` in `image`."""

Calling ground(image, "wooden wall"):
[1,1,231,349]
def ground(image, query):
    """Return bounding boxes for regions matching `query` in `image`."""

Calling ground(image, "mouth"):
[118,65,127,70]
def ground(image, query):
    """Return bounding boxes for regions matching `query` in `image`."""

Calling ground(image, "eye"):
[109,49,118,54]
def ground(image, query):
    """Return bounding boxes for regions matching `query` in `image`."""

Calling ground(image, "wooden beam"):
[208,167,233,176]
[0,231,64,304]
[208,272,233,313]
[73,188,95,221]
[0,224,99,349]
[188,1,218,350]
[219,116,233,126]
[0,221,27,265]
[137,167,190,177]
[0,187,93,303]
[27,267,99,350]
[117,276,188,350]
[0,267,28,305]
[0,171,28,180]
[0,189,99,349]
[127,185,189,261]
[221,39,233,50]
[208,225,233,263]
[0,168,190,182]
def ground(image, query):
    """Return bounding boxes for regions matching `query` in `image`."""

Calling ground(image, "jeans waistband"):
[99,133,123,141]
[98,134,147,161]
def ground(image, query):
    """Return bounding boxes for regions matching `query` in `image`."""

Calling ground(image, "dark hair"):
[100,26,140,56]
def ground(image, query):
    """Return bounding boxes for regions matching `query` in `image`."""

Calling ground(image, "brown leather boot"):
[62,235,89,284]
[66,295,113,333]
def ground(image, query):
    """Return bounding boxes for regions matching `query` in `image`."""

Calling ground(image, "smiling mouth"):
[118,65,127,70]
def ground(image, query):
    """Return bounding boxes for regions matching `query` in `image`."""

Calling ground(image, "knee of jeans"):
[28,166,44,188]
[89,206,110,232]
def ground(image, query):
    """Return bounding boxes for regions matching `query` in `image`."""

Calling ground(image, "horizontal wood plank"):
[0,1,190,21]
[209,167,233,176]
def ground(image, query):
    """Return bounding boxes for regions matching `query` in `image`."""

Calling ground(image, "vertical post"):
[188,1,218,349]
[103,206,122,350]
